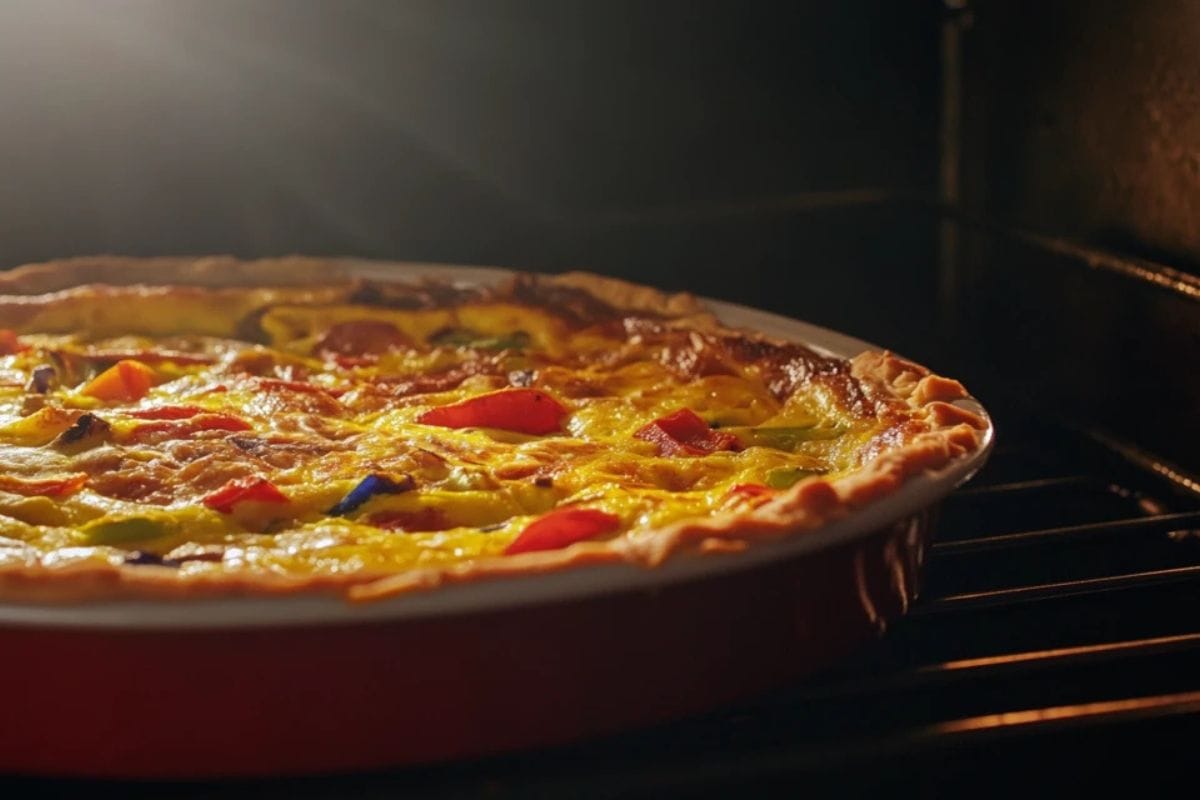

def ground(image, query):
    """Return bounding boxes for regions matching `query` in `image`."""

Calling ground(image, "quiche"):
[0,257,986,602]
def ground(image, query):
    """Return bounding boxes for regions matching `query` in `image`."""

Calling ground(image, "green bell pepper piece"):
[83,517,169,546]
[765,467,823,490]
[725,424,845,452]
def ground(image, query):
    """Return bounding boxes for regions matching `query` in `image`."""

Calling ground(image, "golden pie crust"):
[0,257,986,602]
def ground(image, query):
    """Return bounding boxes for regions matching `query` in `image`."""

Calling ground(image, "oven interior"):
[2,0,1198,794]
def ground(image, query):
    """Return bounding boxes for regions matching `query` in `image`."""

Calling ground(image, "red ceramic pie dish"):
[0,263,993,778]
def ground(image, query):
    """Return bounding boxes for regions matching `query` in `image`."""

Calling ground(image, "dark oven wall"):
[960,0,1200,265]
[0,0,943,361]
[952,0,1200,474]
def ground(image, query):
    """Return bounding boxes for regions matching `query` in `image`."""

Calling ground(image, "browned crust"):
[0,256,370,337]
[0,257,987,604]
[534,271,711,319]
[0,255,357,294]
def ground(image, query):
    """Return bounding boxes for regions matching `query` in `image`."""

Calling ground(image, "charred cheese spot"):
[315,320,411,356]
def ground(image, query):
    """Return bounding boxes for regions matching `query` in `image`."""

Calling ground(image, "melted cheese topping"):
[0,299,902,583]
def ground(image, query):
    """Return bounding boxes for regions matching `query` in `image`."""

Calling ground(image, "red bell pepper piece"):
[202,477,289,514]
[418,388,568,435]
[82,350,215,366]
[126,405,205,420]
[726,482,777,508]
[728,483,775,500]
[80,359,157,402]
[634,408,741,457]
[187,413,253,432]
[129,412,253,440]
[315,320,410,356]
[333,355,378,369]
[0,473,87,498]
[0,330,28,356]
[368,507,453,532]
[253,377,353,401]
[504,506,621,556]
